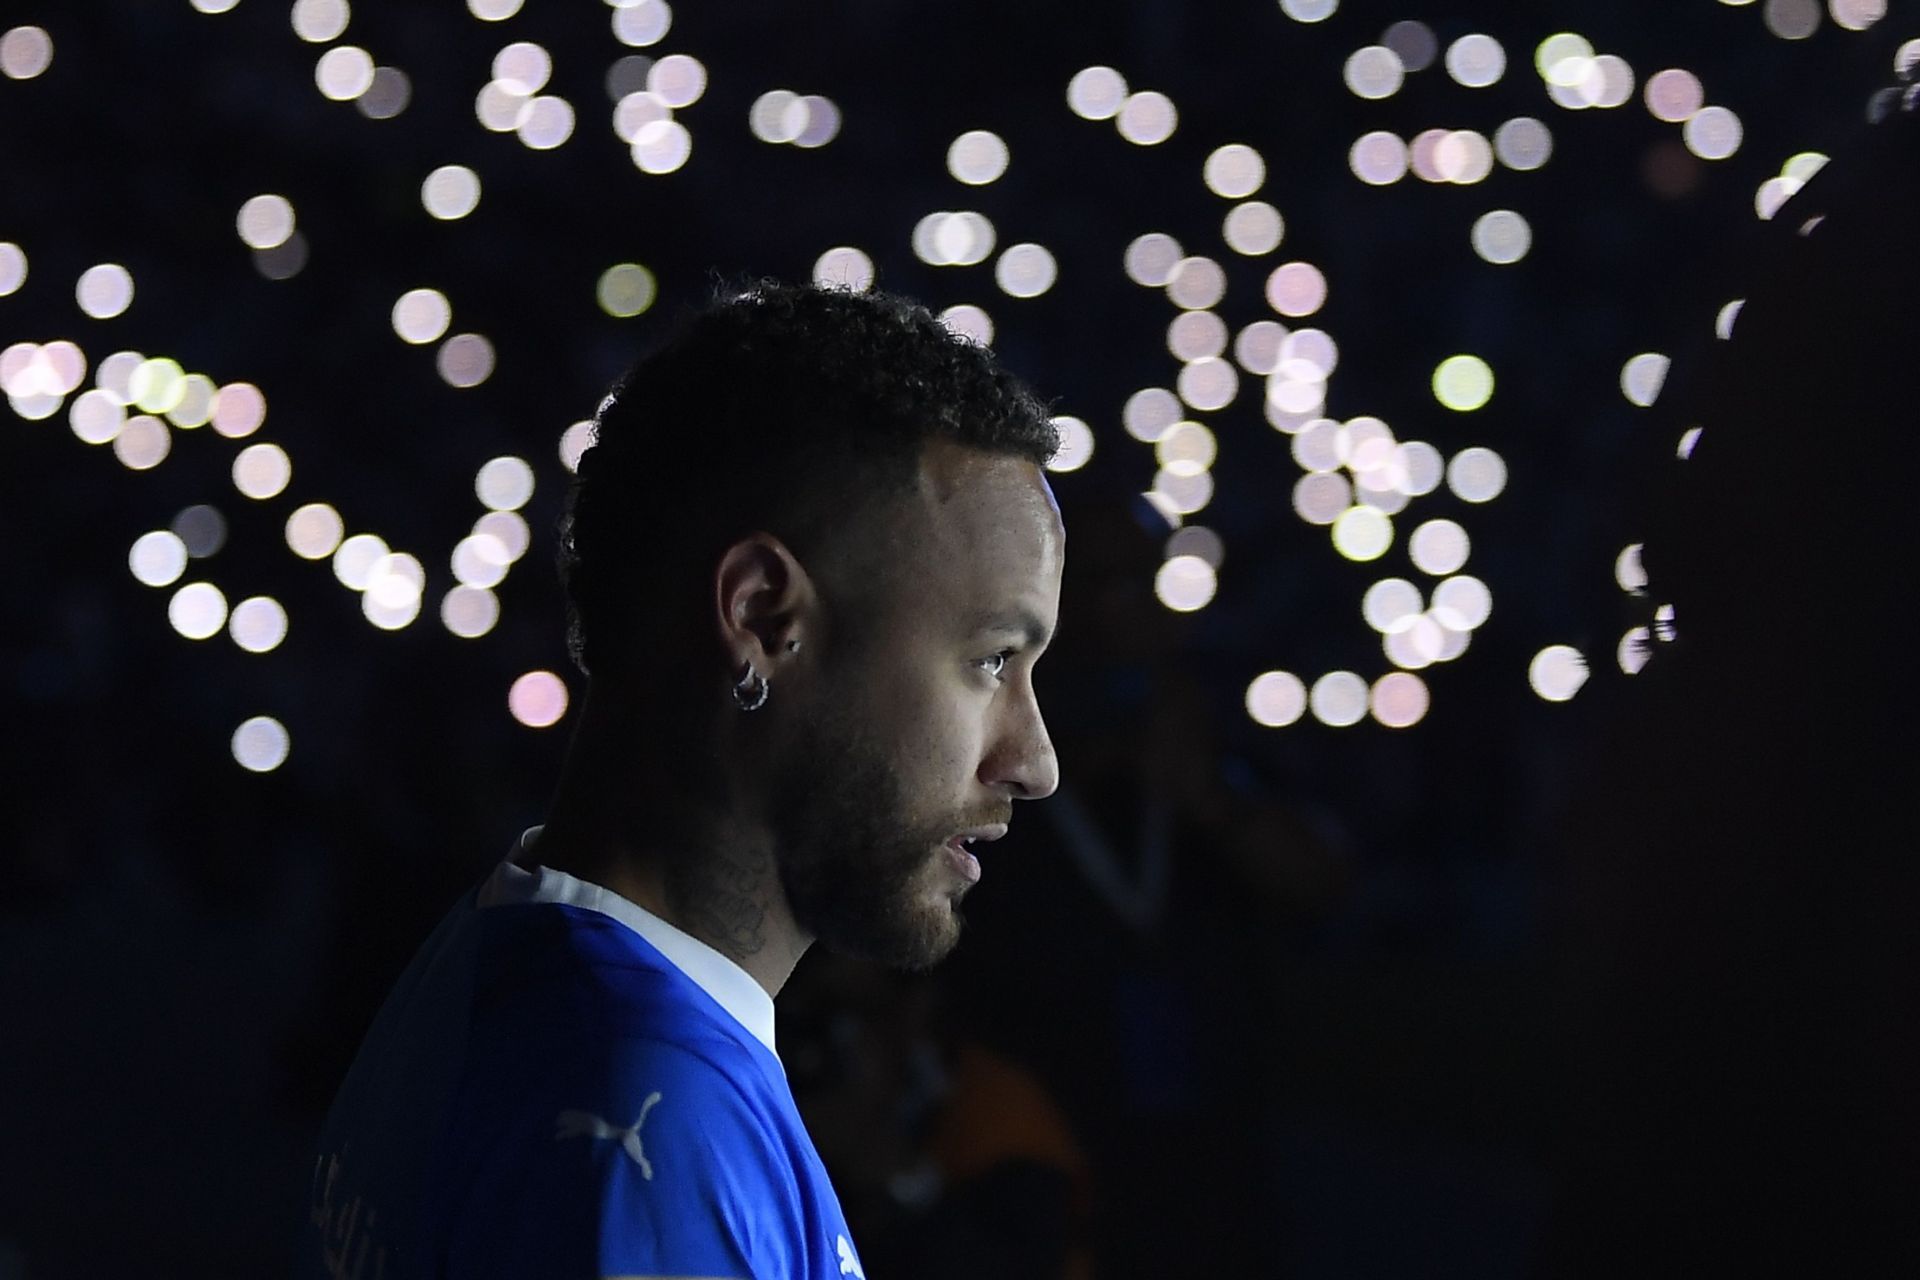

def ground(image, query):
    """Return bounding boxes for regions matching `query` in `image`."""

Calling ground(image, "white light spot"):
[1431,577,1492,632]
[1067,65,1128,119]
[285,503,345,560]
[1116,91,1177,145]
[1370,672,1430,728]
[231,716,291,772]
[948,130,1010,185]
[438,333,496,387]
[1621,352,1670,407]
[77,263,134,319]
[1409,519,1470,575]
[1204,144,1265,198]
[1246,671,1307,727]
[1344,46,1405,99]
[232,442,292,500]
[1446,34,1506,87]
[1309,671,1368,727]
[995,243,1057,298]
[510,670,571,727]
[476,456,535,511]
[129,531,188,587]
[169,582,229,640]
[1529,645,1589,701]
[1447,447,1507,503]
[813,246,875,292]
[1331,506,1393,561]
[229,596,289,653]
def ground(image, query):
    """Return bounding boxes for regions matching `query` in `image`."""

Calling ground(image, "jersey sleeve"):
[439,1036,802,1280]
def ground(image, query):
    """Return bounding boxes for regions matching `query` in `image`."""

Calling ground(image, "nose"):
[982,679,1059,801]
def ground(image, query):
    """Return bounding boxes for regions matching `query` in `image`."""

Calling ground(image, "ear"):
[711,533,812,673]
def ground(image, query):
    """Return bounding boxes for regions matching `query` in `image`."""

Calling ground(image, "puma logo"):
[554,1091,664,1180]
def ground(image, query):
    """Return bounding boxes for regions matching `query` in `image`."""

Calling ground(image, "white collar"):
[477,826,779,1057]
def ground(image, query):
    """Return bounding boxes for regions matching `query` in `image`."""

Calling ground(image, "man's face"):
[772,439,1064,970]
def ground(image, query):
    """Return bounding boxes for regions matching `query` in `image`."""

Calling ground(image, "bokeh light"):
[291,0,350,43]
[509,670,571,728]
[1494,117,1553,170]
[1409,519,1470,575]
[1684,106,1744,159]
[939,304,993,345]
[286,504,345,560]
[234,442,292,499]
[422,166,482,220]
[333,534,388,590]
[210,382,266,439]
[630,119,692,172]
[1168,257,1227,310]
[1432,355,1494,411]
[1471,210,1532,264]
[169,582,229,640]
[1246,671,1307,727]
[0,25,53,80]
[1645,69,1705,122]
[231,716,291,772]
[1529,645,1589,701]
[996,244,1058,298]
[610,0,672,47]
[129,531,189,588]
[171,504,227,558]
[948,130,1010,185]
[1431,575,1492,630]
[1331,506,1393,561]
[113,415,171,470]
[1067,66,1127,120]
[1265,262,1326,318]
[814,246,876,292]
[1764,0,1822,39]
[77,263,134,319]
[1047,415,1094,473]
[229,596,289,654]
[1370,672,1430,728]
[1447,447,1508,503]
[357,67,411,119]
[1363,578,1423,634]
[1280,0,1338,22]
[1446,34,1506,88]
[237,195,296,250]
[476,456,535,511]
[316,46,376,102]
[0,241,24,296]
[1204,144,1265,198]
[1621,352,1671,406]
[1350,131,1410,185]
[437,333,496,387]
[442,585,501,638]
[1344,46,1405,100]
[597,263,658,317]
[1309,672,1369,727]
[1116,91,1177,145]
[392,288,452,344]
[1154,555,1218,612]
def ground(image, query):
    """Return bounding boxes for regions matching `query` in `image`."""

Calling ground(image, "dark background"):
[1,2,1913,1276]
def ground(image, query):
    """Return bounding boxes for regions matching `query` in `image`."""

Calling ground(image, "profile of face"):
[770,439,1064,971]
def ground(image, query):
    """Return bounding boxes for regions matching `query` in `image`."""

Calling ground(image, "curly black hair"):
[557,280,1060,679]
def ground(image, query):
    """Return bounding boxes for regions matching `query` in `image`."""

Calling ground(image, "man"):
[308,281,1065,1279]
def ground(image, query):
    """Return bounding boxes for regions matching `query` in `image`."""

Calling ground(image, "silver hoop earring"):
[732,661,769,712]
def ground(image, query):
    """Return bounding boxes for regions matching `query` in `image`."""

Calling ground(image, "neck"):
[533,706,812,998]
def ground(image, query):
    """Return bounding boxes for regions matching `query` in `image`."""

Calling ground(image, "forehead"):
[893,438,1064,628]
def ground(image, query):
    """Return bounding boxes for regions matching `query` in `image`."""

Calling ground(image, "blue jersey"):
[307,839,865,1280]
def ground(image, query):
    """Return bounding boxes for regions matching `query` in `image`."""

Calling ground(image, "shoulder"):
[444,1035,807,1278]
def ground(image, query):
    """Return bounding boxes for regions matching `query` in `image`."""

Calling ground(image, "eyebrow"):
[967,607,1055,650]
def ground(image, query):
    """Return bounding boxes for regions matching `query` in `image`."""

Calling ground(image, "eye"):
[975,649,1014,682]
